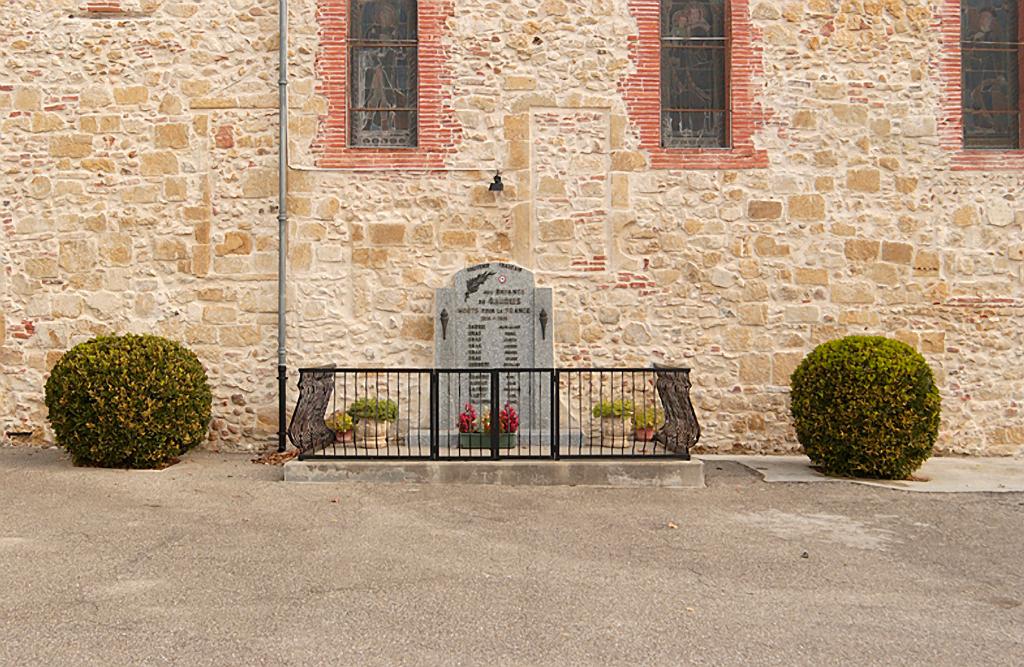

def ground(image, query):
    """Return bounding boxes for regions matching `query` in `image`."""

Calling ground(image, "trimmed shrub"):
[790,335,940,480]
[346,397,398,423]
[591,399,634,419]
[44,335,212,469]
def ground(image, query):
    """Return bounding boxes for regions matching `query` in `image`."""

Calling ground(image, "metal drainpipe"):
[276,0,289,452]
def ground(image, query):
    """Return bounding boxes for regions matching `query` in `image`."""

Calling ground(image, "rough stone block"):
[100,233,133,266]
[241,168,276,198]
[844,239,880,261]
[49,134,93,158]
[737,303,767,326]
[219,325,261,347]
[155,123,189,148]
[611,150,646,171]
[895,176,918,194]
[748,200,783,220]
[400,315,433,341]
[13,87,41,111]
[739,354,771,383]
[153,238,187,261]
[785,305,820,323]
[203,305,237,324]
[881,241,913,264]
[368,223,407,245]
[81,157,115,173]
[140,151,178,176]
[831,284,875,304]
[503,75,536,91]
[791,110,815,129]
[113,86,149,105]
[441,230,477,249]
[913,251,941,273]
[953,206,978,227]
[847,168,881,193]
[539,218,574,241]
[25,257,58,279]
[215,231,254,256]
[788,195,825,221]
[58,240,96,273]
[80,85,114,109]
[795,268,828,285]
[831,104,867,126]
[772,352,805,386]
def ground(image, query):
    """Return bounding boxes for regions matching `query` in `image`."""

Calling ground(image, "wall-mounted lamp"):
[488,170,504,192]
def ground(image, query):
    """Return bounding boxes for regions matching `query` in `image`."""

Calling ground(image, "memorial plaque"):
[435,262,554,433]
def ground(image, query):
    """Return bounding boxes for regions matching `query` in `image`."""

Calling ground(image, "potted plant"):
[632,407,664,442]
[324,410,354,443]
[457,402,518,449]
[591,399,634,446]
[346,397,398,448]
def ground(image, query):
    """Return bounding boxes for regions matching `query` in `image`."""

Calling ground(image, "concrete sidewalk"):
[701,454,1024,493]
[1,447,1022,666]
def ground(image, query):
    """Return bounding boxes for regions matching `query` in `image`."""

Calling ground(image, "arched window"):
[349,0,418,148]
[660,0,729,148]
[961,0,1022,149]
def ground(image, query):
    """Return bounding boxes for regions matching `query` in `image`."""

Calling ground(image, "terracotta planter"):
[634,427,655,442]
[334,429,354,444]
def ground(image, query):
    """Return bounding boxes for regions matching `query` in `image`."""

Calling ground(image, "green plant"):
[44,334,212,469]
[632,407,664,429]
[346,397,398,423]
[324,410,354,433]
[591,399,634,419]
[790,335,941,480]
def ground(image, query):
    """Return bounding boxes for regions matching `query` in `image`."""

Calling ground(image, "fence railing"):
[287,367,700,461]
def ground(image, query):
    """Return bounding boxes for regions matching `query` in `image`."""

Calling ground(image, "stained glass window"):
[962,0,1021,149]
[349,0,417,148]
[660,0,728,148]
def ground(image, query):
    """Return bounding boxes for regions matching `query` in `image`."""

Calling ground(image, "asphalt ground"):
[1,447,1022,666]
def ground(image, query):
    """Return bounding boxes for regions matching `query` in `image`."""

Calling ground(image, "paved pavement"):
[1,447,1022,666]
[704,454,1024,493]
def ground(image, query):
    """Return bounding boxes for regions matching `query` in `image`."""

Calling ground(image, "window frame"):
[311,0,459,169]
[622,0,767,169]
[659,0,732,149]
[959,0,1023,150]
[938,0,1024,169]
[347,0,419,149]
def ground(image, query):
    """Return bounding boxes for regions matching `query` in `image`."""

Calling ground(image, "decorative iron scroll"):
[287,367,335,453]
[652,365,700,459]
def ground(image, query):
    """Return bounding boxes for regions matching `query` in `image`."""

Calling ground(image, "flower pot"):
[592,416,632,447]
[634,427,655,442]
[334,429,354,444]
[353,419,390,448]
[458,432,516,450]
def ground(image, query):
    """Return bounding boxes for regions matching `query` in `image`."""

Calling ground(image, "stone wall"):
[2,0,1022,456]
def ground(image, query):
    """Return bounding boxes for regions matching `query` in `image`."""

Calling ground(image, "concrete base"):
[284,458,705,488]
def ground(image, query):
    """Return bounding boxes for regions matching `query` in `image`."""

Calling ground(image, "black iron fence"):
[287,367,700,461]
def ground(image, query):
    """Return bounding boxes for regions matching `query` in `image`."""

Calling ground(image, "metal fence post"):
[430,370,439,460]
[490,369,500,460]
[551,370,560,460]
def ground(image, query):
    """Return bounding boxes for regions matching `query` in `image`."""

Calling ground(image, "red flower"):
[457,403,478,433]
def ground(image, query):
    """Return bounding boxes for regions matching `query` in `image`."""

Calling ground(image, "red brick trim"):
[83,1,123,12]
[621,0,768,169]
[937,0,1024,170]
[311,0,460,169]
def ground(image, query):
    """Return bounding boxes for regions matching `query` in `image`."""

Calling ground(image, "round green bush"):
[346,397,398,423]
[44,334,212,469]
[790,335,941,480]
